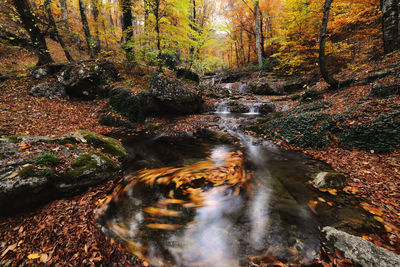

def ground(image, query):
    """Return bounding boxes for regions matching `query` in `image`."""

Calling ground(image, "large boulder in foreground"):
[57,60,119,99]
[0,132,126,215]
[248,78,285,95]
[29,82,68,99]
[322,226,400,267]
[149,72,203,114]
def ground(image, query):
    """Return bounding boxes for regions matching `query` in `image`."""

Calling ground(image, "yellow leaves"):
[360,202,383,216]
[27,253,40,260]
[308,200,318,215]
[146,224,181,230]
[343,186,360,195]
[143,207,181,217]
[327,189,337,195]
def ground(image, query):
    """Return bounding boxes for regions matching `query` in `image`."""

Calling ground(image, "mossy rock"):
[77,131,127,161]
[58,152,120,193]
[6,135,24,143]
[312,171,347,189]
[18,165,39,178]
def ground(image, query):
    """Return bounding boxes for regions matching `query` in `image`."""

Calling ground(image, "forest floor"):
[0,47,399,265]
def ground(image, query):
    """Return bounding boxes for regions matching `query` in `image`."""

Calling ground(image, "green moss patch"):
[77,130,127,160]
[35,153,59,166]
[18,165,38,178]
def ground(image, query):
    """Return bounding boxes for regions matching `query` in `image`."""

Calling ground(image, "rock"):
[0,75,9,82]
[196,128,233,144]
[29,64,66,79]
[29,82,68,99]
[369,84,400,98]
[0,132,126,215]
[56,152,120,194]
[177,68,200,83]
[313,171,346,188]
[77,130,129,161]
[57,60,119,99]
[149,72,203,114]
[322,226,400,267]
[248,79,285,95]
[108,88,160,122]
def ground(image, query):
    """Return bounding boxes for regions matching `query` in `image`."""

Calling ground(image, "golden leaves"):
[360,202,383,216]
[143,207,181,217]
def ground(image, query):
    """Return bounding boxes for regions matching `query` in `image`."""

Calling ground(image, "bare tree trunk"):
[259,10,266,59]
[319,0,340,89]
[12,0,53,65]
[45,0,73,62]
[382,0,399,53]
[254,0,262,68]
[78,0,95,58]
[91,0,101,53]
[121,0,134,62]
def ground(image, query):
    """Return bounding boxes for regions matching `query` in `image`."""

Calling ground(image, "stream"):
[98,93,382,266]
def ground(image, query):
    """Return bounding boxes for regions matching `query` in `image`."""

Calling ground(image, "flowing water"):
[98,101,381,266]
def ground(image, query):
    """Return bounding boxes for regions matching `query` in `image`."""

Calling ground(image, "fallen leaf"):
[1,243,17,258]
[27,253,40,260]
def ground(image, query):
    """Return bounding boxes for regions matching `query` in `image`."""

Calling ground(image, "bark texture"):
[382,0,399,54]
[78,0,95,58]
[254,0,263,68]
[121,0,134,61]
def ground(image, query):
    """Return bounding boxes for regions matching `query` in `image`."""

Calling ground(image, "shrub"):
[35,153,59,166]
[249,58,278,72]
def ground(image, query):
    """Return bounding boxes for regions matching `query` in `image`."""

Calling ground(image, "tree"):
[91,0,102,53]
[45,0,73,62]
[121,0,135,61]
[79,0,96,58]
[319,0,340,89]
[254,0,262,67]
[381,0,399,54]
[11,0,53,65]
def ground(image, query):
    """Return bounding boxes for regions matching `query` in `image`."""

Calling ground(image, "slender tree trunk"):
[319,0,340,89]
[381,0,399,54]
[259,10,266,59]
[91,0,101,53]
[60,0,68,21]
[45,0,73,62]
[254,0,263,68]
[12,0,53,65]
[189,0,197,56]
[121,0,134,61]
[152,0,162,70]
[78,0,95,58]
[247,32,252,63]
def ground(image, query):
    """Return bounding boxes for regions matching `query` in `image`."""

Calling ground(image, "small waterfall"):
[244,103,261,115]
[215,101,230,115]
[223,83,232,94]
[238,83,247,93]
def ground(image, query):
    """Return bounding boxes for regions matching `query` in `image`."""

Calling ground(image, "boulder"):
[312,171,346,188]
[0,132,126,215]
[29,64,66,79]
[369,84,400,98]
[56,152,120,194]
[29,82,68,99]
[149,72,203,114]
[322,226,400,267]
[177,68,200,83]
[248,79,285,95]
[57,60,119,99]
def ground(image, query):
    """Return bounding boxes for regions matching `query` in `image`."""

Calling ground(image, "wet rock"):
[312,171,346,188]
[322,226,400,267]
[29,82,68,99]
[57,60,119,99]
[177,68,200,83]
[197,128,233,144]
[149,72,203,114]
[30,63,66,79]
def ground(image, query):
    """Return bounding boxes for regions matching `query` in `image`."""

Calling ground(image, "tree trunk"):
[60,0,68,21]
[78,0,95,58]
[91,0,101,53]
[254,0,263,68]
[45,0,73,62]
[121,0,134,61]
[12,0,53,65]
[319,0,340,89]
[259,10,266,59]
[382,0,399,54]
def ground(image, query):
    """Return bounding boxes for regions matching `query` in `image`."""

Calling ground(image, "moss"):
[35,153,59,166]
[18,165,38,178]
[6,135,24,143]
[37,168,53,177]
[78,130,127,160]
[66,152,119,180]
[0,153,4,160]
[55,137,79,145]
